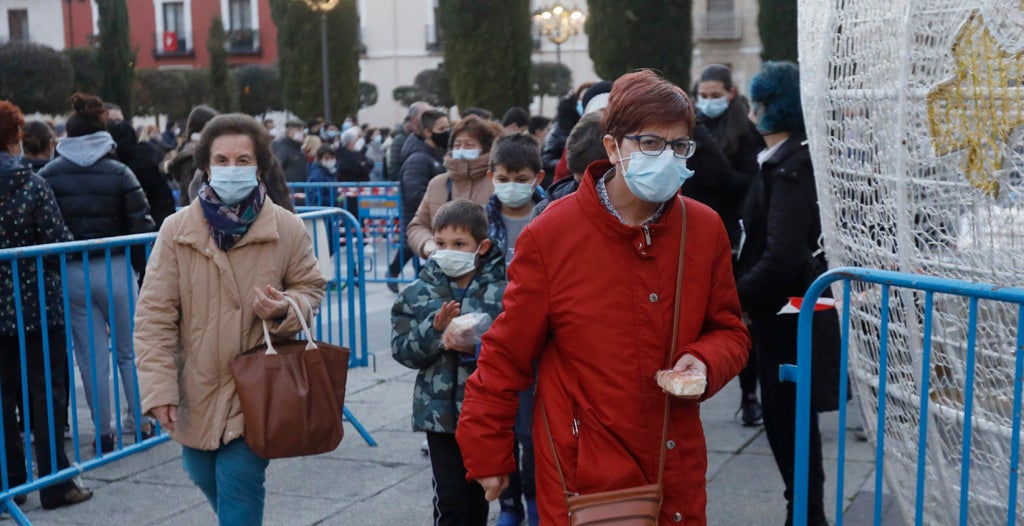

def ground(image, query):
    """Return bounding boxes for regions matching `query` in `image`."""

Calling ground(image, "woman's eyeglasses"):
[623,134,697,159]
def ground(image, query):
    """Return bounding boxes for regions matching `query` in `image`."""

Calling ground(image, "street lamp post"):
[533,4,585,65]
[298,0,342,122]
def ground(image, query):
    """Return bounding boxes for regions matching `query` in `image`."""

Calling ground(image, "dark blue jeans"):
[499,383,537,513]
[182,439,270,525]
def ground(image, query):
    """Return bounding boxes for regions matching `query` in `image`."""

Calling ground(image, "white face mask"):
[209,165,259,205]
[493,182,535,208]
[616,145,694,203]
[289,130,304,142]
[322,159,337,171]
[430,249,478,278]
[451,148,481,161]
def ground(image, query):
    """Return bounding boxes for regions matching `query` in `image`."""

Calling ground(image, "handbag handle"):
[542,197,687,495]
[260,293,317,355]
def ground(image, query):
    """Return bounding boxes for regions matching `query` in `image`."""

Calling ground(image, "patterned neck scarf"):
[198,183,267,251]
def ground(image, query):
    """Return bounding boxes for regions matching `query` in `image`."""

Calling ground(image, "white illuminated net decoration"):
[798,1,1024,523]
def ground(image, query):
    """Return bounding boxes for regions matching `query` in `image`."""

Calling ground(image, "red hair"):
[602,70,695,140]
[0,100,25,148]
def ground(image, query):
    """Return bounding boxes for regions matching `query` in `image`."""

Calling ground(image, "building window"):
[425,0,443,52]
[223,0,259,53]
[229,0,251,30]
[697,0,740,41]
[161,2,188,53]
[7,9,28,42]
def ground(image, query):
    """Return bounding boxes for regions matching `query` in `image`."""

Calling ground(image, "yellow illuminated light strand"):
[926,11,1024,199]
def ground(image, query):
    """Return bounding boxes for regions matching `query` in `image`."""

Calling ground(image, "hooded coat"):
[38,132,155,241]
[391,243,506,434]
[406,155,493,258]
[455,160,750,525]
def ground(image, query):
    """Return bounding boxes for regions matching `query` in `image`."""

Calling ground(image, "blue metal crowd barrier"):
[784,267,1024,526]
[0,209,374,524]
[289,182,420,286]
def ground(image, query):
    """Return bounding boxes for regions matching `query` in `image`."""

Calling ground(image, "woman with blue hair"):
[734,61,832,526]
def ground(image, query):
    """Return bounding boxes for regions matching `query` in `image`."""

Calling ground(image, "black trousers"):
[388,238,417,278]
[0,330,75,500]
[739,344,759,398]
[753,317,827,525]
[426,432,489,526]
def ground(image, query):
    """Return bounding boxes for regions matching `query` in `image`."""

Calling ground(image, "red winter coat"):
[456,161,750,525]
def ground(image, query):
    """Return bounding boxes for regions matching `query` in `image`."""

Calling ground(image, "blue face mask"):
[451,148,481,161]
[576,100,584,116]
[616,145,694,203]
[341,122,353,132]
[326,130,340,138]
[697,96,730,119]
[209,165,259,205]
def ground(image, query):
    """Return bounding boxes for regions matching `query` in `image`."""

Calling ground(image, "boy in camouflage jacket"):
[391,199,506,525]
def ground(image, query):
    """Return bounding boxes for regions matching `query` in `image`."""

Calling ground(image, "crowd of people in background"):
[0,59,837,526]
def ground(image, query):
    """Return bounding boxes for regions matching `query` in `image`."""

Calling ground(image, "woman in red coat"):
[456,70,751,525]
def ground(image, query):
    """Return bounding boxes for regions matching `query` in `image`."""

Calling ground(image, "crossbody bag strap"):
[540,197,688,493]
[657,196,687,486]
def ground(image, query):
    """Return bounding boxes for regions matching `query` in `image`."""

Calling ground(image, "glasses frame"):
[623,134,697,159]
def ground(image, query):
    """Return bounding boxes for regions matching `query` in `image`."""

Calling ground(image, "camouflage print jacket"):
[391,242,506,434]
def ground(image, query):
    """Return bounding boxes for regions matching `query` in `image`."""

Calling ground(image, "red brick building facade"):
[62,0,278,69]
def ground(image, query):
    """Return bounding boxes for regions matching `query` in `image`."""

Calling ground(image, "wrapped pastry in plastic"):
[656,369,707,397]
[442,312,493,350]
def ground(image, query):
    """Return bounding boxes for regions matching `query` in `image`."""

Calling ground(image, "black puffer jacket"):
[272,136,308,183]
[399,134,444,229]
[682,122,762,250]
[0,161,73,334]
[39,156,155,241]
[530,174,579,219]
[540,96,580,185]
[734,132,822,316]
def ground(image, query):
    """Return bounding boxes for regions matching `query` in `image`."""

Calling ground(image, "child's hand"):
[432,301,461,333]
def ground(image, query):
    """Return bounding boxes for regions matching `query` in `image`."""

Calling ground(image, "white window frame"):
[153,0,193,54]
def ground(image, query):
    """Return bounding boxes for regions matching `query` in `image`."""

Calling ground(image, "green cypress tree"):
[439,0,531,115]
[757,0,797,62]
[95,0,135,115]
[269,0,360,121]
[586,0,693,90]
[208,17,233,112]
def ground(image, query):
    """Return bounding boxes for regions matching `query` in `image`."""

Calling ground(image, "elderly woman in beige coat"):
[134,114,325,525]
[405,115,502,258]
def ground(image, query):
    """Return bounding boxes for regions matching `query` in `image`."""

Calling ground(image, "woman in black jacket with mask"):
[734,62,831,526]
[38,93,156,453]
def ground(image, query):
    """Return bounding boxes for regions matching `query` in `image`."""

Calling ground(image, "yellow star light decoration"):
[927,11,1024,199]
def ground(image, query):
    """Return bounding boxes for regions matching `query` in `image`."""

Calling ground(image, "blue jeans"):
[66,256,143,437]
[181,439,270,525]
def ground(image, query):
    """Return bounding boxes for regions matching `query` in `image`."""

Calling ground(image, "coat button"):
[204,248,211,254]
[649,293,658,303]
[673,512,682,522]
[667,439,676,449]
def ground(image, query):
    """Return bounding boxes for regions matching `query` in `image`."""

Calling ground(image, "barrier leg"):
[3,497,29,525]
[342,406,377,447]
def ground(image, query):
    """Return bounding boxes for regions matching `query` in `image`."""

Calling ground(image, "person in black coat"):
[0,100,93,509]
[387,109,448,290]
[38,93,157,455]
[272,120,308,183]
[686,64,766,427]
[733,62,831,526]
[109,120,176,229]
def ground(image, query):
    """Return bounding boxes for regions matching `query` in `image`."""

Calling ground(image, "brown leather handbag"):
[230,294,349,459]
[541,199,687,526]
